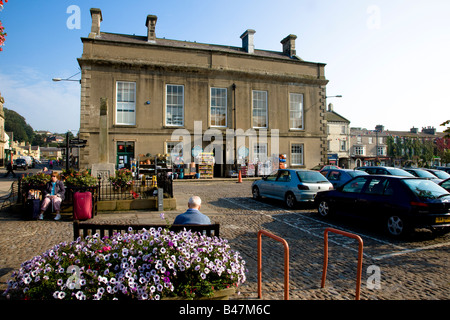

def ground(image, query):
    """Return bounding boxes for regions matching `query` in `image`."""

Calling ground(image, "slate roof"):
[87,32,310,63]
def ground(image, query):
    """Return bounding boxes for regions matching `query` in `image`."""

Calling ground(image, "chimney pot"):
[146,15,158,42]
[281,34,297,57]
[89,8,103,39]
[240,29,256,54]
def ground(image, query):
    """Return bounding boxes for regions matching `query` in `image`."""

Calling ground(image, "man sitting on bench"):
[173,196,211,225]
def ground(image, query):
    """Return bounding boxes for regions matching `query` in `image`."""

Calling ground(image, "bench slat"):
[73,220,220,241]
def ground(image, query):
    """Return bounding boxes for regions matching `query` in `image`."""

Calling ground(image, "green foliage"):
[62,169,98,188]
[21,172,51,187]
[4,108,35,143]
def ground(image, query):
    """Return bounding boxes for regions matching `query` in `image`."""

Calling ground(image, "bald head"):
[188,196,201,209]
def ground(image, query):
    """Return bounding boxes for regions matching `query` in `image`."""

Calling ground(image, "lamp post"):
[52,72,81,83]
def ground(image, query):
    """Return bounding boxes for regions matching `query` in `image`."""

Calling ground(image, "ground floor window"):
[291,143,304,165]
[117,141,134,169]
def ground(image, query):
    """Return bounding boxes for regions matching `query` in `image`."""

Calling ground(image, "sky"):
[0,0,449,134]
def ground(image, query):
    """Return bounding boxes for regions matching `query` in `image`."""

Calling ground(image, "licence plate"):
[435,217,450,223]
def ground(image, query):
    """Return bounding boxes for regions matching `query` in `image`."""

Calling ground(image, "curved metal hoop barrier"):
[257,230,290,300]
[321,227,364,300]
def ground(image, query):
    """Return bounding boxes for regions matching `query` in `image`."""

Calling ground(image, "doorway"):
[116,141,134,169]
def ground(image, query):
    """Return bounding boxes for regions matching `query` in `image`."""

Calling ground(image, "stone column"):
[91,97,115,181]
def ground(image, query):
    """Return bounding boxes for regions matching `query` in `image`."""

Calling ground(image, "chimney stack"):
[146,15,158,42]
[281,34,297,57]
[89,8,102,39]
[240,29,256,54]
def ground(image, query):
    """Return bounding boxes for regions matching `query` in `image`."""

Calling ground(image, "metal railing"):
[18,172,173,205]
[96,172,173,200]
[321,227,364,300]
[257,230,290,300]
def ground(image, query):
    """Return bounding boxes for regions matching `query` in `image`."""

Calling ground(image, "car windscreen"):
[297,171,329,183]
[413,170,439,178]
[348,170,367,178]
[430,170,450,179]
[403,179,450,200]
[389,168,414,177]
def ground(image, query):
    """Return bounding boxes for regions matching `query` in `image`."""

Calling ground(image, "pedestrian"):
[38,172,65,221]
[4,161,16,178]
[173,196,211,225]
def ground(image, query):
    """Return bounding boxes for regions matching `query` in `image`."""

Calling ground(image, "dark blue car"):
[314,175,450,237]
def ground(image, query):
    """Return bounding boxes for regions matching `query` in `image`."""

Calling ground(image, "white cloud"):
[0,67,80,133]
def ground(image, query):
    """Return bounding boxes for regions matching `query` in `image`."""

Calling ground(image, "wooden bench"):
[73,220,220,241]
[0,181,19,211]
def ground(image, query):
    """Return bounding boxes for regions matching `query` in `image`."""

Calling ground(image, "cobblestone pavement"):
[1,179,449,300]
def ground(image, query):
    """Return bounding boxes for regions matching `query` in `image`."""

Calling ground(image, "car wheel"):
[386,215,408,237]
[285,192,296,209]
[252,186,261,200]
[318,200,331,217]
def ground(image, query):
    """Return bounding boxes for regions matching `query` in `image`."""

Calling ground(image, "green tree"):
[4,107,35,143]
[441,120,450,138]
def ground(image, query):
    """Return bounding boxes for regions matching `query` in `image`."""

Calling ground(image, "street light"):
[52,72,81,83]
[326,95,342,98]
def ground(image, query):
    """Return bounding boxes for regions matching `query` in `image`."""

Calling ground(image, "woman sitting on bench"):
[38,172,65,221]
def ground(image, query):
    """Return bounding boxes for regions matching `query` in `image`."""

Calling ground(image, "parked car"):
[434,166,450,174]
[403,168,442,184]
[252,169,333,208]
[13,158,28,170]
[439,178,450,192]
[356,166,414,177]
[425,168,450,180]
[310,164,340,171]
[314,175,450,237]
[321,168,369,188]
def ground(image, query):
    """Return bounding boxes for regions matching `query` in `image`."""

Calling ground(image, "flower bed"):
[4,227,247,300]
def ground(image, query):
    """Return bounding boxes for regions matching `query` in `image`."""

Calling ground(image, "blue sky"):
[0,0,449,133]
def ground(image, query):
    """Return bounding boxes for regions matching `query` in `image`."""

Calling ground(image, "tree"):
[4,108,35,143]
[441,120,450,138]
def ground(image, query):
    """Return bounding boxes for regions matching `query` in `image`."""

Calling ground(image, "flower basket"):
[21,173,51,189]
[63,170,98,190]
[109,168,133,191]
[4,227,247,300]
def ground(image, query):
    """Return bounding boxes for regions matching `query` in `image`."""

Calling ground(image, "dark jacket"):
[43,180,65,201]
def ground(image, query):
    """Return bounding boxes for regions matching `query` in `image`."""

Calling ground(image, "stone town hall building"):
[78,8,329,177]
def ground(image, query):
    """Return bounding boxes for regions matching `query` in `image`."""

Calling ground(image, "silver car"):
[252,169,333,208]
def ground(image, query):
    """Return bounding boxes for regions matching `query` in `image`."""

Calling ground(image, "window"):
[291,143,304,165]
[276,170,291,182]
[166,141,183,156]
[342,176,366,193]
[340,140,347,152]
[354,146,365,155]
[116,81,136,125]
[253,143,267,161]
[252,90,267,128]
[210,87,227,127]
[377,146,386,156]
[364,177,389,195]
[166,84,184,126]
[289,93,303,129]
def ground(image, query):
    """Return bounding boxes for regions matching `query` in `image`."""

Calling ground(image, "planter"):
[164,288,236,300]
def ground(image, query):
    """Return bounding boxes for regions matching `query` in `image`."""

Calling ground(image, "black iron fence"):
[96,172,173,200]
[18,172,173,205]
